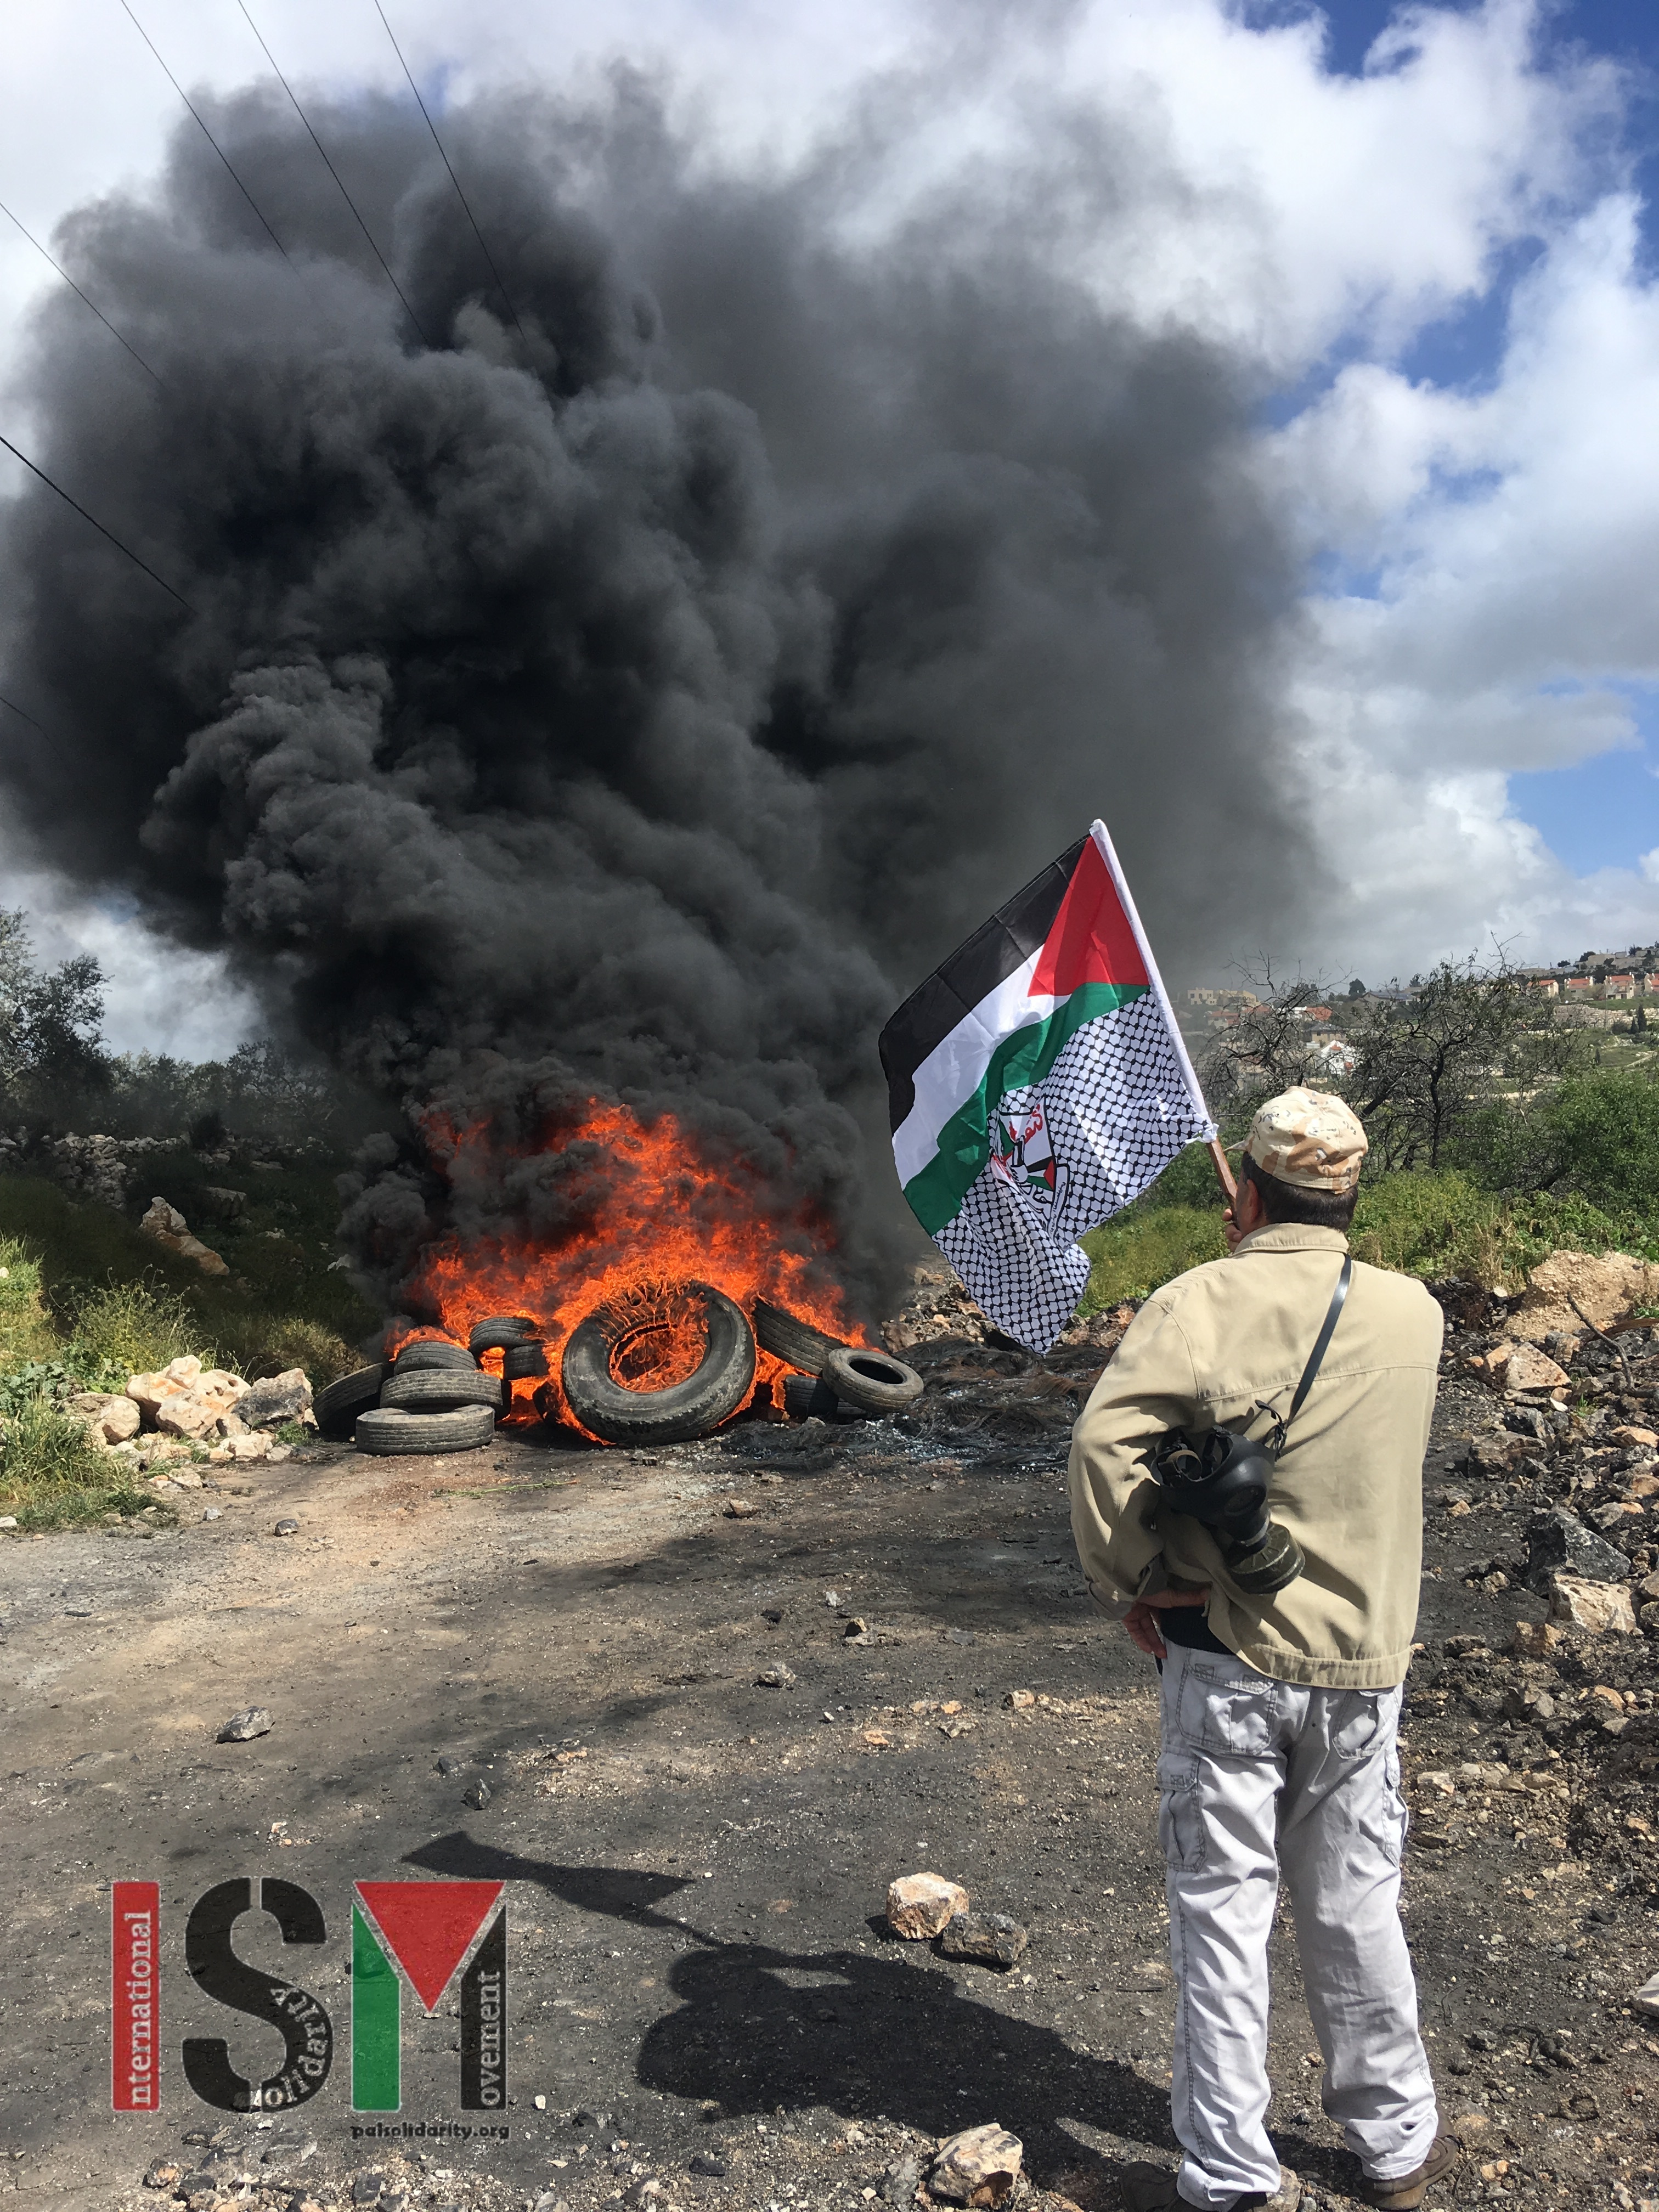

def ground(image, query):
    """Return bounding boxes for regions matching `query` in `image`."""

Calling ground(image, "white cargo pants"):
[1155,1643,1439,2208]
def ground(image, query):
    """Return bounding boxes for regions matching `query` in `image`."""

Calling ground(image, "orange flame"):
[397,1101,859,1435]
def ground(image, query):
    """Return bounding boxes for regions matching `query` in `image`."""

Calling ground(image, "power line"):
[371,0,528,343]
[0,433,196,614]
[0,198,163,385]
[0,691,48,736]
[117,0,293,263]
[235,0,432,348]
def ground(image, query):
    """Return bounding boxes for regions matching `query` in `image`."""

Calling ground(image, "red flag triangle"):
[355,1881,503,2013]
[1028,832,1148,998]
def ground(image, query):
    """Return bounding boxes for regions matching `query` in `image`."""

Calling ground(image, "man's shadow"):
[407,1833,1175,2191]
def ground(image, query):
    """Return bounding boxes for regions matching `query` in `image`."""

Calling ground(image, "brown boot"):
[1119,2162,1301,2210]
[1356,2131,1463,2209]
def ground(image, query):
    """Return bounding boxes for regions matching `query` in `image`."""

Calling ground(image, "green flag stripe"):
[900,981,1148,1234]
[352,1903,400,2113]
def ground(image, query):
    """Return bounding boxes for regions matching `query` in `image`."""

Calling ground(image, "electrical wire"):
[0,433,196,614]
[371,0,528,342]
[117,0,292,263]
[235,0,432,347]
[0,691,48,736]
[0,198,163,385]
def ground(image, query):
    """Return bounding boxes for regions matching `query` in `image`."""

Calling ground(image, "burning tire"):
[782,1372,849,1421]
[394,1340,477,1373]
[752,1297,845,1375]
[561,1280,756,1445]
[468,1316,539,1355]
[501,1341,549,1381]
[822,1345,924,1414]
[354,1403,496,1455]
[314,1363,388,1438]
[380,1367,506,1414]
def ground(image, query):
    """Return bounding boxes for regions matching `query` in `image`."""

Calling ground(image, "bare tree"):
[1199,964,1330,1115]
[1342,955,1573,1172]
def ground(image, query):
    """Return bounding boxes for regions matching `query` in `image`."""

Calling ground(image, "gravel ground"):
[1,1304,1656,2212]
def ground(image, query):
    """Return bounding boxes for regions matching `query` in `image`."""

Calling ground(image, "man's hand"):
[1124,1585,1211,1661]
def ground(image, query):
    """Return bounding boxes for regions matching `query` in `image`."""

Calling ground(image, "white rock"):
[1504,1342,1571,1396]
[1547,1575,1639,1635]
[928,2123,1023,2207]
[67,1391,141,1445]
[154,1370,250,1440]
[137,1200,228,1276]
[887,1871,969,1939]
[139,1197,189,1242]
[1635,1972,1659,2021]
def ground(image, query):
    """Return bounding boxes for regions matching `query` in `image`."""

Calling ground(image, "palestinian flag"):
[879,819,1215,1350]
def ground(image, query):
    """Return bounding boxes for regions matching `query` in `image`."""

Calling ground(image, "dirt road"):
[1,1369,1655,2211]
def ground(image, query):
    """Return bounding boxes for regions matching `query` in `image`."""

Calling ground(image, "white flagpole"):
[1087,817,1234,1202]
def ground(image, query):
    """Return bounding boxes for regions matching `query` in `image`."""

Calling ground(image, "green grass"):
[0,1236,59,1370]
[0,1393,148,1531]
[1075,1148,1659,1316]
[1347,1171,1510,1285]
[70,1277,202,1376]
[1077,1204,1227,1310]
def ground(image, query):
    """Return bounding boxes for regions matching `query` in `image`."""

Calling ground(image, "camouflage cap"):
[1244,1085,1368,1194]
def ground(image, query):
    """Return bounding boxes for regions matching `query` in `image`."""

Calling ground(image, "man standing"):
[1070,1088,1458,2212]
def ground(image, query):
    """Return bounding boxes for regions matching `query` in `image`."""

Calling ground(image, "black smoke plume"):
[0,72,1310,1318]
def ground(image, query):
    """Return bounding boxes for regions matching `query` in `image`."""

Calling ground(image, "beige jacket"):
[1069,1223,1443,1689]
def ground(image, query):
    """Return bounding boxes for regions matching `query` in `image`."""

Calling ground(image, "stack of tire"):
[314,1319,539,1455]
[753,1299,925,1420]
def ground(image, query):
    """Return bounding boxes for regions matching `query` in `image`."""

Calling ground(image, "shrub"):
[0,1392,146,1529]
[212,1313,358,1386]
[1350,1171,1510,1284]
[69,1278,202,1378]
[1534,1069,1659,1214]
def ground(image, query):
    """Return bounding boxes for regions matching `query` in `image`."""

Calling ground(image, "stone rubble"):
[32,1130,172,1210]
[126,1355,250,1438]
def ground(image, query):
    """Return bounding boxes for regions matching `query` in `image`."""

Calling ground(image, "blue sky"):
[1509,697,1659,877]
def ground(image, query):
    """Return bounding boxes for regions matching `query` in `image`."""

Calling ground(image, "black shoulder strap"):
[1285,1254,1353,1429]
